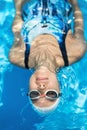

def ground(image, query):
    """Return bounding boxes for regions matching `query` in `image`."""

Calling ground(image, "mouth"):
[36,77,48,82]
[36,77,48,80]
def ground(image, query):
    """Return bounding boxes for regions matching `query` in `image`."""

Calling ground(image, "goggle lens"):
[30,91,40,99]
[46,91,58,99]
[28,90,61,101]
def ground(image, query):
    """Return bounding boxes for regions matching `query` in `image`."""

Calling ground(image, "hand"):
[68,0,78,6]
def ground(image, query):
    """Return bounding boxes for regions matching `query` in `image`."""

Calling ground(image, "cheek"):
[49,81,57,88]
[50,76,57,85]
[49,78,59,91]
[29,77,38,90]
[30,83,38,90]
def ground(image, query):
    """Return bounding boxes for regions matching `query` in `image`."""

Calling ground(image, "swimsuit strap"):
[59,41,69,66]
[24,44,30,69]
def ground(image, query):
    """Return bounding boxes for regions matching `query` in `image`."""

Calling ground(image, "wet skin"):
[29,66,60,108]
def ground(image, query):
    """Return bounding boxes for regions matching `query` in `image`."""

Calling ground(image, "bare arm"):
[9,0,29,67]
[12,0,29,44]
[12,0,29,32]
[65,0,86,65]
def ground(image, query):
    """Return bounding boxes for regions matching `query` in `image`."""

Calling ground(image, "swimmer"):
[9,0,86,113]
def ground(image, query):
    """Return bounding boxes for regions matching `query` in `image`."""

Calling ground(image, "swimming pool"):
[0,0,87,129]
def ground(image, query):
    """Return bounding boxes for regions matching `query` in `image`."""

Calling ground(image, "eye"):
[30,91,40,98]
[46,91,57,98]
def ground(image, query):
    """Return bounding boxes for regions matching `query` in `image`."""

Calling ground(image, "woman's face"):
[29,66,60,108]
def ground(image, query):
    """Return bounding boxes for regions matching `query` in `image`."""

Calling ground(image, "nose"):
[38,83,46,90]
[36,77,48,90]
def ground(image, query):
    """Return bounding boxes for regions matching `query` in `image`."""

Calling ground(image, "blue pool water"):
[0,0,87,130]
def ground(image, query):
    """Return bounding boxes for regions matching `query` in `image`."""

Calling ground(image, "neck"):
[29,34,60,72]
[35,60,57,73]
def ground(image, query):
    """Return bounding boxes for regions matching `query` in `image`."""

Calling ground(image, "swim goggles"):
[27,90,62,101]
